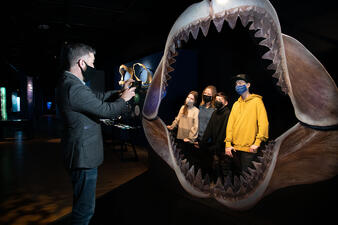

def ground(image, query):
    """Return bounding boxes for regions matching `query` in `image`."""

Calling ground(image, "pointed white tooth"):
[215,177,223,188]
[176,39,182,48]
[165,74,172,82]
[226,8,239,29]
[190,25,199,39]
[166,65,175,73]
[248,167,256,176]
[180,30,189,43]
[194,168,203,187]
[239,6,254,27]
[272,70,282,80]
[168,57,176,65]
[252,161,263,174]
[259,37,273,49]
[225,186,234,196]
[169,44,176,54]
[200,20,211,37]
[262,50,275,60]
[267,63,277,71]
[254,29,266,38]
[181,160,189,175]
[186,165,195,183]
[213,16,225,32]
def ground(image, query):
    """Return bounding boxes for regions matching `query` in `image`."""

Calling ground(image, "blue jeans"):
[70,167,98,225]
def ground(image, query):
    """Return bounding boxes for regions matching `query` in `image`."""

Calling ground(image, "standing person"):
[200,92,231,183]
[56,43,135,225]
[195,85,217,145]
[167,91,199,164]
[191,85,216,176]
[225,74,269,176]
[167,91,199,144]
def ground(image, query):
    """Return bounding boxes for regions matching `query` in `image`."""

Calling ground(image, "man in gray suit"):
[56,43,135,225]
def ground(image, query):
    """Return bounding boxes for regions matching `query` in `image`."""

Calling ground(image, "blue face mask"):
[235,84,247,95]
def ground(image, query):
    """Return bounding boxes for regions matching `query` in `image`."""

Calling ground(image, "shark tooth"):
[200,19,211,37]
[169,44,176,54]
[213,16,225,32]
[168,57,176,65]
[225,186,234,197]
[239,6,254,27]
[175,39,182,48]
[181,160,189,175]
[259,35,275,49]
[262,49,276,60]
[166,65,175,73]
[252,161,263,174]
[254,29,266,38]
[190,24,200,40]
[186,165,195,183]
[194,168,203,188]
[180,29,189,43]
[226,8,239,29]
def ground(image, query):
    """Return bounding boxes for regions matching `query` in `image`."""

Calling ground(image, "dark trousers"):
[70,167,98,225]
[212,153,232,183]
[232,151,256,176]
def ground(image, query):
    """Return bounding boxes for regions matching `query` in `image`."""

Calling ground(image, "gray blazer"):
[56,71,127,169]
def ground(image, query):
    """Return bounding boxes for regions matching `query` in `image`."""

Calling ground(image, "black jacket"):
[200,106,230,155]
[56,71,128,169]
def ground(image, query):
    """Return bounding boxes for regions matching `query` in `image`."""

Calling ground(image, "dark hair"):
[182,91,198,116]
[59,42,96,71]
[216,92,229,102]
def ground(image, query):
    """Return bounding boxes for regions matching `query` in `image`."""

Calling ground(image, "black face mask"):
[203,95,212,103]
[81,62,96,82]
[214,101,224,110]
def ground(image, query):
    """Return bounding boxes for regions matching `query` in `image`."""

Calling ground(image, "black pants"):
[212,153,232,183]
[177,140,213,178]
[232,150,256,176]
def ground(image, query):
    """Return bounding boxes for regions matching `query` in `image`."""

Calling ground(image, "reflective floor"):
[0,115,149,225]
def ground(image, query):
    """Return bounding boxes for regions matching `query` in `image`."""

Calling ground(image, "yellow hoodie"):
[225,94,269,152]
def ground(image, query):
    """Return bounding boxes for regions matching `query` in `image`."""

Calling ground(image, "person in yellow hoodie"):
[225,74,269,175]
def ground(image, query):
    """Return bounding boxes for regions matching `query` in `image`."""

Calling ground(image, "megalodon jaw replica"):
[142,0,338,210]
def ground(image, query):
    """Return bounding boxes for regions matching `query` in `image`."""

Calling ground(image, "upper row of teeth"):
[163,6,287,93]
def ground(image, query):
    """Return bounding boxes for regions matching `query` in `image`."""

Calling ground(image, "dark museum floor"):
[1,115,337,225]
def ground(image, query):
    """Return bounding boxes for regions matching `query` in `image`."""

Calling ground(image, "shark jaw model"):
[141,0,338,210]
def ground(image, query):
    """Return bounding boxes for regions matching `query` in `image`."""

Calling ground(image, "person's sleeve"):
[170,106,183,128]
[69,83,127,119]
[94,90,121,101]
[188,108,199,142]
[225,104,236,148]
[254,99,269,146]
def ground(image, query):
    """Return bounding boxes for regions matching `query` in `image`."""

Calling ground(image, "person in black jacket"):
[200,92,231,184]
[56,43,135,225]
